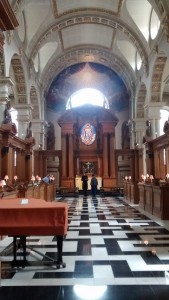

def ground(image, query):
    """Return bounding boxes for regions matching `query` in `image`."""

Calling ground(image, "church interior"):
[1,0,169,299]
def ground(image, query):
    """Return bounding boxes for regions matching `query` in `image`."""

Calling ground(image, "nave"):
[1,195,169,300]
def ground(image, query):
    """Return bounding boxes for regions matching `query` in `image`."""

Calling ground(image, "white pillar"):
[31,120,44,150]
[147,103,163,138]
[151,118,156,139]
[155,118,161,137]
[134,119,145,148]
[15,104,33,139]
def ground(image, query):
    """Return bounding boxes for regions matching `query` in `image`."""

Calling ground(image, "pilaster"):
[15,104,33,139]
[31,120,44,150]
[134,118,146,148]
[145,103,163,139]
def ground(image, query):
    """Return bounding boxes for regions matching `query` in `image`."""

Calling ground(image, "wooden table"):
[0,198,68,268]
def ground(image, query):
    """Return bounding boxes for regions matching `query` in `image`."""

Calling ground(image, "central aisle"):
[1,195,169,299]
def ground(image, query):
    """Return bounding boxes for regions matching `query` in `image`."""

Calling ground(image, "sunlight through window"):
[66,88,109,109]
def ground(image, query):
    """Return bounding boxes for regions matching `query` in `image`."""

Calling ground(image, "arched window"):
[66,88,109,109]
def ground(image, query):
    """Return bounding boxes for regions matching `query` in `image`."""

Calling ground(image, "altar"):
[75,175,102,190]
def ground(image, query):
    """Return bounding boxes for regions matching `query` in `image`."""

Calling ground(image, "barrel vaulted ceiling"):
[8,0,169,111]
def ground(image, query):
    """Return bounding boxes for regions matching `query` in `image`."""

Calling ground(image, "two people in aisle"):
[81,173,98,197]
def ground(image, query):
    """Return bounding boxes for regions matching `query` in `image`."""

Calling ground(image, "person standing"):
[42,174,50,183]
[90,174,98,197]
[81,172,88,196]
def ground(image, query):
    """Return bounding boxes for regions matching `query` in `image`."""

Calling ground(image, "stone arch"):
[29,15,148,73]
[30,86,40,120]
[41,48,136,98]
[161,57,169,105]
[136,83,147,118]
[150,54,167,103]
[10,54,27,104]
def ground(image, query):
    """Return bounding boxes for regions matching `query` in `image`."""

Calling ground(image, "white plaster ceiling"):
[13,0,162,93]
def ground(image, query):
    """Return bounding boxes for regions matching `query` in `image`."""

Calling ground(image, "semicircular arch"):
[29,14,148,73]
[41,47,136,99]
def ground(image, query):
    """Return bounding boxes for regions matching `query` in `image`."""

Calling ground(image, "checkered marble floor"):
[1,195,169,299]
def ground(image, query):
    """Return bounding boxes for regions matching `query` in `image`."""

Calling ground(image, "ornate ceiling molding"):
[51,1,122,18]
[41,46,136,98]
[151,55,167,102]
[29,13,148,73]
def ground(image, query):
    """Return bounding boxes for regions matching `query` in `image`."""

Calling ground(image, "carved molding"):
[151,55,167,102]
[29,14,148,71]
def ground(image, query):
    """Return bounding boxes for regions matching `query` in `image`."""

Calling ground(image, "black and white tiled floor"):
[1,195,169,299]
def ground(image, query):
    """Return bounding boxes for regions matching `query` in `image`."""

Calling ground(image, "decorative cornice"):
[0,77,15,86]
[29,13,148,72]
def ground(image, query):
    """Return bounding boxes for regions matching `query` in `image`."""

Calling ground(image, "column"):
[109,132,115,178]
[68,133,74,178]
[61,133,67,177]
[155,118,161,137]
[77,157,79,175]
[103,133,108,177]
[148,103,163,138]
[31,120,44,150]
[134,119,145,148]
[15,104,33,139]
[151,119,156,139]
[98,157,100,177]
